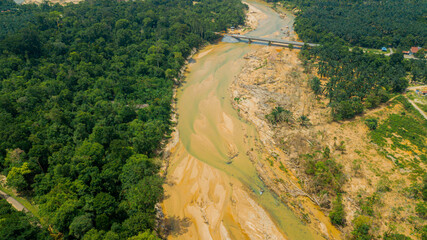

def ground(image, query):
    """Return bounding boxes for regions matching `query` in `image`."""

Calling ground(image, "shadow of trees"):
[163,216,191,237]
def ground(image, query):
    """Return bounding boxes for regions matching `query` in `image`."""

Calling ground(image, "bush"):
[265,107,293,125]
[365,92,381,109]
[421,225,427,240]
[298,115,310,127]
[332,98,364,120]
[365,118,378,130]
[303,149,345,194]
[383,233,411,240]
[310,77,322,95]
[416,202,427,219]
[329,194,345,226]
[351,215,373,240]
[423,174,427,201]
[359,193,380,216]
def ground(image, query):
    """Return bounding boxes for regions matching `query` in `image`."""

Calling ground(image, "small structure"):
[422,91,427,97]
[230,26,235,31]
[381,47,387,52]
[410,46,422,55]
[402,51,410,55]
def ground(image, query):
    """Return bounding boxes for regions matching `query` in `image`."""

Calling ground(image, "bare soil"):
[230,46,425,238]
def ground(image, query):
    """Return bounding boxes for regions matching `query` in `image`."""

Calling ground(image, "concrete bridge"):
[227,34,319,47]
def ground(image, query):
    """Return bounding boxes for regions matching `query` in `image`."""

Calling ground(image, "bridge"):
[227,34,319,47]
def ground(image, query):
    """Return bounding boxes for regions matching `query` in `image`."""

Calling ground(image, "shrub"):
[266,107,293,125]
[416,202,427,219]
[423,174,427,201]
[421,225,427,240]
[332,98,364,120]
[303,149,345,194]
[329,194,345,226]
[383,233,411,240]
[351,215,373,240]
[310,77,322,95]
[359,193,380,216]
[298,115,310,127]
[365,92,381,109]
[365,118,378,130]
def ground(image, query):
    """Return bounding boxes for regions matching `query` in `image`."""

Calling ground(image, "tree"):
[120,154,158,190]
[0,199,48,239]
[70,214,94,239]
[6,162,31,191]
[125,176,164,212]
[0,0,247,238]
[266,107,293,124]
[310,77,322,95]
[128,231,160,240]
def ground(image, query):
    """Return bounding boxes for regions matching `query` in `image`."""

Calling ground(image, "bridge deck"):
[228,34,318,47]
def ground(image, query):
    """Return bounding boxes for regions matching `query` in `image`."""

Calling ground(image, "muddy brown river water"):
[162,1,324,239]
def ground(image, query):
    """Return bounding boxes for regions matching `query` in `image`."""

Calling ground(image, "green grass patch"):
[370,114,426,152]
[369,98,427,176]
[416,102,427,113]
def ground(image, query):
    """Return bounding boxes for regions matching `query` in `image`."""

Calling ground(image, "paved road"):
[228,34,319,47]
[0,190,28,212]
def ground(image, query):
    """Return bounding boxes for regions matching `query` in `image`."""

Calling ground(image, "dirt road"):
[0,190,28,212]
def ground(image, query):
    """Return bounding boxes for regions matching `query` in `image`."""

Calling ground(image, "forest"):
[283,0,427,121]
[300,40,427,120]
[280,0,427,49]
[0,0,246,239]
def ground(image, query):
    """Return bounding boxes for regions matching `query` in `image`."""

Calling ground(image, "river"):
[162,1,323,239]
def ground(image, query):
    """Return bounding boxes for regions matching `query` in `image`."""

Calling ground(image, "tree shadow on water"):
[164,216,191,237]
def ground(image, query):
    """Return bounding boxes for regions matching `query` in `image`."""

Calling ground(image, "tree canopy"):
[281,0,427,49]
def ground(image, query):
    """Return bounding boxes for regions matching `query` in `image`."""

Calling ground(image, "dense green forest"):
[0,0,246,239]
[280,0,427,49]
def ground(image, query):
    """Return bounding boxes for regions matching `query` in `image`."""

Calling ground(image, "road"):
[407,85,427,91]
[406,98,427,120]
[228,34,319,47]
[406,85,427,120]
[0,190,28,212]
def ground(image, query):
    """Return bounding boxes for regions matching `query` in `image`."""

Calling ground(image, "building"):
[402,51,410,55]
[381,47,387,52]
[410,46,422,55]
